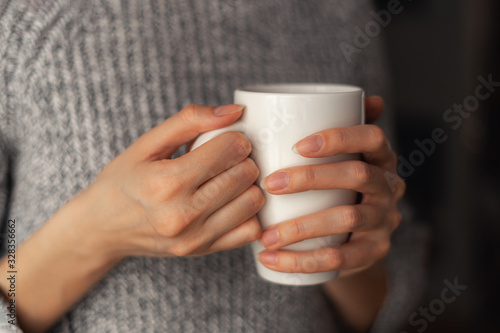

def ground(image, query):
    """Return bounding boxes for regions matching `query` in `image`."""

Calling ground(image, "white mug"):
[191,83,364,286]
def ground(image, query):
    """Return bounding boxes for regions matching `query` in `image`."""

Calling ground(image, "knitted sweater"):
[0,1,427,332]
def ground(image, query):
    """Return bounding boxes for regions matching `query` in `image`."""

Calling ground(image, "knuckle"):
[165,207,200,237]
[342,206,363,230]
[189,235,209,255]
[247,185,265,211]
[185,196,205,219]
[180,104,199,124]
[368,125,387,150]
[350,161,373,183]
[332,128,350,147]
[246,219,263,243]
[232,158,259,182]
[153,213,185,238]
[148,163,186,199]
[325,248,344,269]
[170,241,196,257]
[197,181,223,207]
[164,176,186,198]
[190,193,208,211]
[228,132,251,156]
[400,178,407,192]
[303,165,317,185]
[395,210,403,223]
[395,178,407,199]
[171,231,214,256]
[244,158,260,181]
[289,254,301,272]
[391,211,403,230]
[376,240,391,260]
[290,219,308,240]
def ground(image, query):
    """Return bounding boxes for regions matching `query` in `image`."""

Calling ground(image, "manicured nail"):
[260,172,289,191]
[261,228,279,246]
[213,104,245,116]
[260,251,278,265]
[293,135,323,154]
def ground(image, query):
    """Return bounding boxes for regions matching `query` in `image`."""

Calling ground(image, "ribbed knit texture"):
[0,1,427,332]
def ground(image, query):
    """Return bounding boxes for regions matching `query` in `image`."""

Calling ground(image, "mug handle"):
[189,122,245,152]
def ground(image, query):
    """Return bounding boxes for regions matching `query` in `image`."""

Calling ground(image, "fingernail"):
[260,251,278,265]
[213,104,245,116]
[261,172,289,191]
[261,228,279,246]
[293,135,323,154]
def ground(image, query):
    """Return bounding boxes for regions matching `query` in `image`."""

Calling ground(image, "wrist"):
[322,261,388,299]
[58,183,127,267]
[4,187,126,332]
[322,262,388,333]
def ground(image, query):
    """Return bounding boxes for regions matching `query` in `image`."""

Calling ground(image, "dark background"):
[375,0,499,332]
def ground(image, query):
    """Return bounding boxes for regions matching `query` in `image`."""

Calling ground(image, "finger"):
[261,160,391,195]
[191,158,259,214]
[365,96,384,124]
[202,185,265,243]
[293,124,396,169]
[258,235,390,273]
[259,204,383,250]
[337,263,376,278]
[382,170,406,201]
[177,131,252,188]
[387,209,403,233]
[206,216,262,254]
[131,104,244,161]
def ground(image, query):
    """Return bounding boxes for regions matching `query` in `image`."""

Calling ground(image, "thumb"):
[131,104,244,160]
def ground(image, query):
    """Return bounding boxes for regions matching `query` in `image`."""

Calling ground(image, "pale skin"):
[0,97,404,333]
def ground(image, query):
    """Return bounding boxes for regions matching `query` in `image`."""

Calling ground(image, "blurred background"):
[375,0,499,332]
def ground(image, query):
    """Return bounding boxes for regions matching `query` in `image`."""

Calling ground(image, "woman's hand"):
[86,103,265,261]
[0,104,265,333]
[257,96,405,277]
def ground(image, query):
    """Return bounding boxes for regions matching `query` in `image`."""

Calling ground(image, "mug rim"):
[235,83,362,95]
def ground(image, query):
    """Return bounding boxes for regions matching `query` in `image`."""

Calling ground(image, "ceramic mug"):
[190,83,364,286]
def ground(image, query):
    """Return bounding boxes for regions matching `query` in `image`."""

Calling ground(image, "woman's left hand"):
[258,96,405,277]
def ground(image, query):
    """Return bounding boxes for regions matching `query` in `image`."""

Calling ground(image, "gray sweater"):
[0,1,427,332]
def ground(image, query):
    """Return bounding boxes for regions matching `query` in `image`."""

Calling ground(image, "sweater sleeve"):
[369,200,430,332]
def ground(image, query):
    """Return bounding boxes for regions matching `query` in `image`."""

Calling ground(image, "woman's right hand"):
[78,103,265,261]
